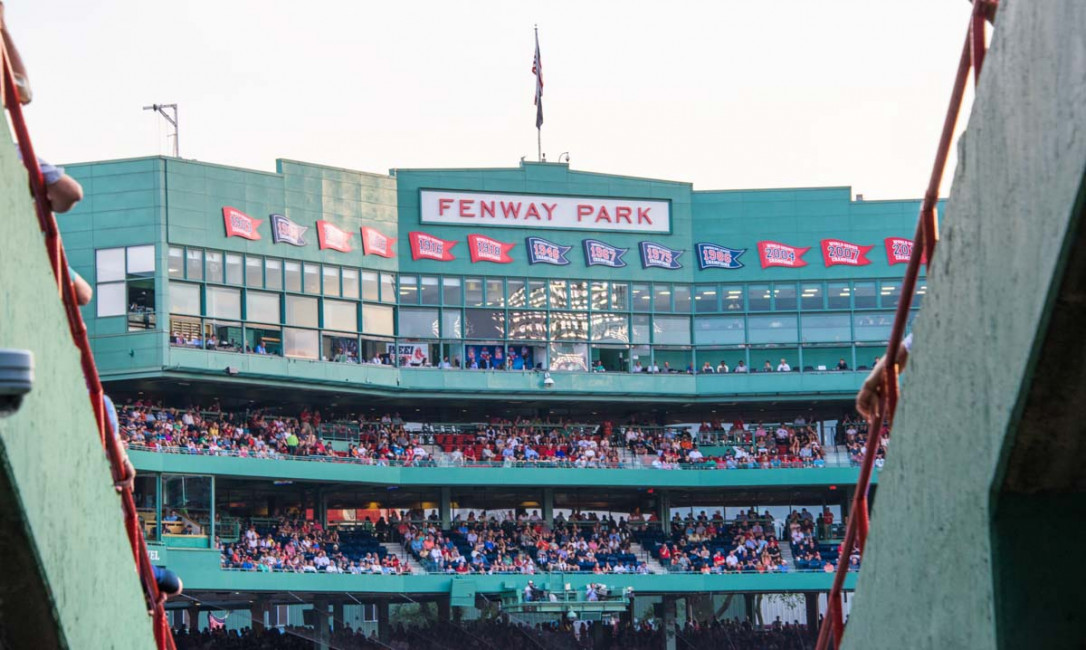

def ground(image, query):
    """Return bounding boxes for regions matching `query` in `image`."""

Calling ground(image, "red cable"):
[1,47,176,649]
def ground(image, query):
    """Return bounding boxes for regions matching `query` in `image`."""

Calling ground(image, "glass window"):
[169,283,200,316]
[303,263,321,294]
[247,291,280,324]
[363,304,394,336]
[507,279,526,307]
[549,342,588,372]
[126,245,155,277]
[880,280,901,309]
[243,257,261,288]
[399,276,418,305]
[380,273,396,303]
[284,261,302,293]
[206,286,241,320]
[723,285,744,311]
[464,278,484,306]
[324,299,358,332]
[443,277,461,305]
[801,283,824,310]
[853,281,877,309]
[185,249,203,281]
[323,266,340,297]
[653,315,691,345]
[828,282,850,309]
[854,312,894,341]
[283,328,319,359]
[96,282,126,317]
[654,285,671,312]
[362,271,379,302]
[265,259,282,291]
[774,284,797,311]
[342,268,359,300]
[168,247,183,278]
[673,285,692,313]
[912,281,927,308]
[694,285,718,313]
[464,309,505,339]
[96,248,125,283]
[549,281,568,309]
[631,314,651,344]
[551,312,588,340]
[442,310,462,338]
[569,279,586,308]
[748,284,771,311]
[509,311,547,340]
[420,276,440,305]
[801,313,851,343]
[285,295,318,328]
[632,284,651,312]
[486,279,505,307]
[747,314,798,344]
[693,315,745,345]
[398,307,438,338]
[591,282,609,311]
[590,313,628,343]
[204,251,223,284]
[225,254,243,285]
[530,281,548,308]
[611,283,628,311]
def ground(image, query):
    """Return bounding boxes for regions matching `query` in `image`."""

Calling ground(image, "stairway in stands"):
[629,541,668,574]
[382,541,427,574]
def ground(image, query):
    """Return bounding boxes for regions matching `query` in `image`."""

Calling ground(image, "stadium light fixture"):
[0,349,33,417]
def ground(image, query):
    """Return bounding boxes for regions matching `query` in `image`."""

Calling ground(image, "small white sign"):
[420,190,670,233]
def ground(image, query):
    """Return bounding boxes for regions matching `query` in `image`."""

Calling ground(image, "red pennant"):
[820,239,874,267]
[757,241,810,269]
[884,237,927,265]
[222,206,262,240]
[467,234,516,263]
[361,226,396,258]
[315,220,354,252]
[409,231,458,261]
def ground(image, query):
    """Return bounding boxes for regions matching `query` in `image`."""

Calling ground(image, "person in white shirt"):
[734,361,748,373]
[777,358,792,372]
[716,361,729,373]
[648,362,660,373]
[632,361,643,373]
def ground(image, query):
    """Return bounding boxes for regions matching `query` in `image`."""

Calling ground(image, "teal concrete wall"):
[0,137,156,645]
[840,2,1086,649]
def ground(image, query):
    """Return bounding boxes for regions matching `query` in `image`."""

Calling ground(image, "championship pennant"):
[820,239,873,267]
[582,239,628,268]
[361,226,396,258]
[695,243,745,270]
[757,241,810,269]
[222,206,262,240]
[639,241,683,270]
[525,236,572,266]
[316,220,354,253]
[409,231,457,261]
[884,237,926,265]
[269,214,308,246]
[467,234,516,264]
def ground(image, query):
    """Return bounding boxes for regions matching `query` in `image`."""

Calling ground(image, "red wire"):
[1,47,176,649]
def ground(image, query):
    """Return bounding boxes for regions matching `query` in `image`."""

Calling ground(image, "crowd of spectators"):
[638,509,789,574]
[219,517,408,575]
[398,510,651,575]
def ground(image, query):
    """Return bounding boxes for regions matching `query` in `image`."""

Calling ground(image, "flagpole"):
[534,25,542,162]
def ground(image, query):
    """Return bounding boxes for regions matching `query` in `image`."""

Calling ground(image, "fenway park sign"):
[420,190,670,234]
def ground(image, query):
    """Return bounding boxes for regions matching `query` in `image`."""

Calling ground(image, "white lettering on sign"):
[420,190,670,233]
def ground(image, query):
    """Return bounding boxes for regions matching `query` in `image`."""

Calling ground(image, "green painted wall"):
[840,2,1086,649]
[0,137,157,646]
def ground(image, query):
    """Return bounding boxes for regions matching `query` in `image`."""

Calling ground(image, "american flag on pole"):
[532,29,543,129]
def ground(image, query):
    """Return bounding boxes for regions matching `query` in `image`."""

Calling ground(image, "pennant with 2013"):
[269,214,308,247]
[361,226,396,258]
[884,237,927,265]
[222,206,262,240]
[757,241,809,269]
[525,236,571,266]
[409,231,458,261]
[639,241,683,270]
[696,242,745,270]
[583,239,628,268]
[316,220,354,253]
[467,234,516,264]
[820,239,873,267]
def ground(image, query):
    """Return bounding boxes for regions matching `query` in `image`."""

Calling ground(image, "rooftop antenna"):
[143,103,179,157]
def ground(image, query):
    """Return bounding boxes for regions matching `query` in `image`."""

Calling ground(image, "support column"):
[440,487,452,530]
[314,599,331,650]
[316,488,328,528]
[249,598,268,631]
[187,605,200,633]
[805,593,820,636]
[662,595,677,650]
[437,596,451,622]
[332,601,344,633]
[209,475,216,549]
[376,600,390,643]
[657,491,670,532]
[542,487,554,526]
[743,593,755,624]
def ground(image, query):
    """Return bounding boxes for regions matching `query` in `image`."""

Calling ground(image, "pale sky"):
[11,1,974,199]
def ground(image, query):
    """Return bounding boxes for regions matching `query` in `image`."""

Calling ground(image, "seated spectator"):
[777,358,791,372]
[836,358,849,371]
